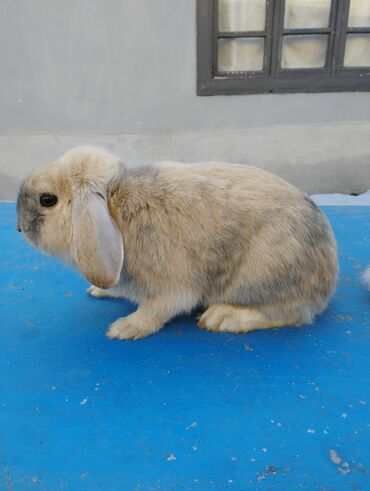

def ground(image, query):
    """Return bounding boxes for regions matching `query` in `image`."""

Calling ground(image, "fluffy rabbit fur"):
[17,146,338,340]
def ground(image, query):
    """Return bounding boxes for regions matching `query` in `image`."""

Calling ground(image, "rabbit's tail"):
[361,267,370,290]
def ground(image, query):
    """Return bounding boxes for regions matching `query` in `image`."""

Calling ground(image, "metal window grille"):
[197,0,370,95]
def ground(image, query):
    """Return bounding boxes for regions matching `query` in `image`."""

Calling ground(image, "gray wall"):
[1,0,370,199]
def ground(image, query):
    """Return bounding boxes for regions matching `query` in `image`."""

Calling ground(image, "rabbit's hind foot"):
[198,303,298,334]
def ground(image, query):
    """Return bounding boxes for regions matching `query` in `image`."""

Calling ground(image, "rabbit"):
[16,146,338,340]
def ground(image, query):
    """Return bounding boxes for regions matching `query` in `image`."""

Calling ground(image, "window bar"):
[324,0,339,74]
[283,28,333,35]
[196,0,214,94]
[347,27,370,34]
[264,0,274,75]
[213,0,219,77]
[332,0,351,71]
[218,31,267,38]
[271,0,285,75]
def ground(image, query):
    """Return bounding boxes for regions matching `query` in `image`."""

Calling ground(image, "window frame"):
[197,0,370,95]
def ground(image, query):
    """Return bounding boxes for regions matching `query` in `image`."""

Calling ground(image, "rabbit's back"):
[174,163,337,310]
[113,162,338,320]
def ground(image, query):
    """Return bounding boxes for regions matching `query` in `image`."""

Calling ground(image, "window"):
[197,0,370,95]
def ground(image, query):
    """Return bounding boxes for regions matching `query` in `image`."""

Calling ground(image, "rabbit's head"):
[17,146,124,288]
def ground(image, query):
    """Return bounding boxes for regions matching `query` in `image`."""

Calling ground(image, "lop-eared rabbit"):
[17,146,338,340]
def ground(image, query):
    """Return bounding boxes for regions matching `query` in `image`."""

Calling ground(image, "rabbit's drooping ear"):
[71,191,123,289]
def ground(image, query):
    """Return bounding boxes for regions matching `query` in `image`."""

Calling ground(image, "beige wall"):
[1,0,370,199]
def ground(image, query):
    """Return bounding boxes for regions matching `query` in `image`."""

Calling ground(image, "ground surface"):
[1,203,370,490]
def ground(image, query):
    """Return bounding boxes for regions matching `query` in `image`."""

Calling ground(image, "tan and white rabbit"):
[17,146,338,340]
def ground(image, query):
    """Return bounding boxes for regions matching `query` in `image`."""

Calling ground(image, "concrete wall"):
[1,0,370,199]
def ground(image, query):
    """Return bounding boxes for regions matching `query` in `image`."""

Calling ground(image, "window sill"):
[197,72,370,95]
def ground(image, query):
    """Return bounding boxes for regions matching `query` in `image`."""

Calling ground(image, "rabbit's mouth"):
[20,212,44,242]
[27,213,44,234]
[17,183,45,245]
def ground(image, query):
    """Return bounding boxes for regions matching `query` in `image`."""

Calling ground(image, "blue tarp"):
[1,203,369,490]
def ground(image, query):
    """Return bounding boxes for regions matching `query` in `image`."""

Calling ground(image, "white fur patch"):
[361,267,370,289]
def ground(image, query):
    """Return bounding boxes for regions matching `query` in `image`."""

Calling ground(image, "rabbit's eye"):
[39,194,58,208]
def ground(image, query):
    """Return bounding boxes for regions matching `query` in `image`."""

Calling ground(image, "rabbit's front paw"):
[87,285,112,298]
[106,312,161,340]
